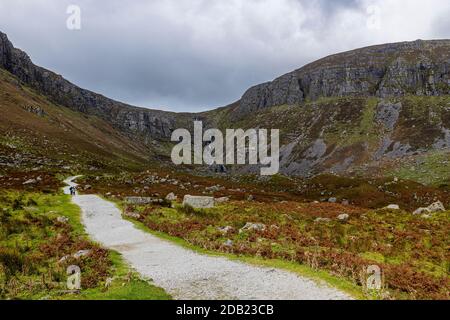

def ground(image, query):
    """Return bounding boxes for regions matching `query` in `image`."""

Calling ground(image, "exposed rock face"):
[232,40,450,120]
[375,102,402,131]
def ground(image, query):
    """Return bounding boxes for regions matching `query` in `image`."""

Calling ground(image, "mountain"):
[231,40,450,120]
[1,31,449,182]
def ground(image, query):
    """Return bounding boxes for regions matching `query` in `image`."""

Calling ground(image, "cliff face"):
[232,40,450,120]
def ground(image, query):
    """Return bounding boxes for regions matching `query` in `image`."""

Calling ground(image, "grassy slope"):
[0,68,149,173]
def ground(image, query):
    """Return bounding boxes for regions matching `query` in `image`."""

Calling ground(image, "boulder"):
[413,201,445,215]
[218,226,233,234]
[183,195,215,209]
[427,201,445,213]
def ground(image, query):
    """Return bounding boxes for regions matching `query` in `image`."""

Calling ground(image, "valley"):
[0,30,449,300]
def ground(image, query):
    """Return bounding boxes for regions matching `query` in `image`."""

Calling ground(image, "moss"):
[390,150,450,186]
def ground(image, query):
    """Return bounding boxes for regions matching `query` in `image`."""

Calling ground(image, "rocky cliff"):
[232,40,450,120]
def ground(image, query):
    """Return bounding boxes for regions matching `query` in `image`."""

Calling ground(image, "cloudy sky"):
[0,0,449,112]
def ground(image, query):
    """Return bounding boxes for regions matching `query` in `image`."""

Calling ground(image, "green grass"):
[390,150,450,186]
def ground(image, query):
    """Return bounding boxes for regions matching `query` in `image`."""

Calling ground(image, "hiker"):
[70,186,76,196]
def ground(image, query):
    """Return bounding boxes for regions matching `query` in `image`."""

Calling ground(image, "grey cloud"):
[0,0,449,112]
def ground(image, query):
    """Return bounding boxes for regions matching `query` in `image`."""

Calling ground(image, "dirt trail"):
[64,177,352,300]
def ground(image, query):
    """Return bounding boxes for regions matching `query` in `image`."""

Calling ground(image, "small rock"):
[57,216,69,224]
[247,195,255,201]
[413,207,430,215]
[223,239,234,247]
[337,214,349,221]
[218,226,233,234]
[328,197,337,203]
[73,250,91,259]
[240,222,266,233]
[123,211,140,219]
[205,185,224,193]
[413,201,445,215]
[165,192,177,201]
[215,197,230,204]
[58,255,70,264]
[385,204,400,210]
[315,217,331,223]
[341,199,350,206]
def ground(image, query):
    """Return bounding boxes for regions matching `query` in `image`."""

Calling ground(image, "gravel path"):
[64,177,352,300]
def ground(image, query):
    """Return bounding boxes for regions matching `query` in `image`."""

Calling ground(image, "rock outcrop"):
[232,40,450,120]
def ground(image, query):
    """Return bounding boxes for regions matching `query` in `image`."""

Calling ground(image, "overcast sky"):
[0,0,449,112]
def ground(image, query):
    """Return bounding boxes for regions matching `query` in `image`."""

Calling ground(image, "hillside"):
[0,68,152,173]
[202,41,450,181]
